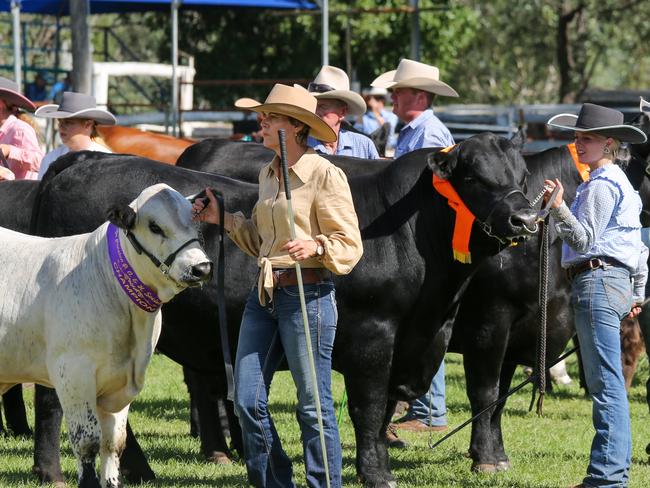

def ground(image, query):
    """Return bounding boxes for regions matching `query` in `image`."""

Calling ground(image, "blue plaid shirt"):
[551,163,648,300]
[308,129,380,159]
[354,109,399,150]
[395,109,454,158]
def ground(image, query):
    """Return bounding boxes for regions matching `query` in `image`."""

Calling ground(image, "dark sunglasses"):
[308,82,335,94]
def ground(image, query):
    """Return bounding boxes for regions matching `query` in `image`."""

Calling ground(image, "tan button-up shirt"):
[225,149,363,304]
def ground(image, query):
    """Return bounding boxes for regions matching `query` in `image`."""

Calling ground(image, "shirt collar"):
[263,148,320,184]
[589,163,614,179]
[308,129,352,154]
[405,109,433,130]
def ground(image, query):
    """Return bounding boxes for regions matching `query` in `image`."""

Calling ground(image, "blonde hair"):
[16,111,44,145]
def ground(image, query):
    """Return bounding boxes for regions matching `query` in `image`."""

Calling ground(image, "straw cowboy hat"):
[235,84,336,143]
[35,92,116,125]
[371,58,459,98]
[0,77,36,111]
[307,65,367,116]
[547,103,647,144]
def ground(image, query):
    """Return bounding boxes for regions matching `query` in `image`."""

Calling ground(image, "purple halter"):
[107,223,162,313]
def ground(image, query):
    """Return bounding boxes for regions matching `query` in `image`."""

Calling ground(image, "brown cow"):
[97,125,195,164]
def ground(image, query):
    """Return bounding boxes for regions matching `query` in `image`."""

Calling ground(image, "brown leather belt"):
[273,268,331,288]
[566,257,626,281]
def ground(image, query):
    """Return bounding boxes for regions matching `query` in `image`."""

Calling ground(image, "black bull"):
[3,133,537,487]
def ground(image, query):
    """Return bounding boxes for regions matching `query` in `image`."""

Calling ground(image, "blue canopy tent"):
[1,0,318,132]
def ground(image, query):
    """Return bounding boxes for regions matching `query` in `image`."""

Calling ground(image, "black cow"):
[23,133,535,487]
[176,138,391,182]
[448,144,582,472]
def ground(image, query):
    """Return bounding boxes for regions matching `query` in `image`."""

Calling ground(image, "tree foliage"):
[3,0,650,108]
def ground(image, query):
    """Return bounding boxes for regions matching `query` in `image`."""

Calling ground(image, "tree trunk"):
[70,0,92,94]
[556,3,584,103]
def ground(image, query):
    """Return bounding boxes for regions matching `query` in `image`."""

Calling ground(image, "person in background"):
[307,65,380,159]
[0,76,43,181]
[48,72,72,104]
[355,86,399,156]
[35,91,115,179]
[373,58,457,158]
[372,58,459,434]
[194,84,363,488]
[25,73,49,102]
[543,103,647,488]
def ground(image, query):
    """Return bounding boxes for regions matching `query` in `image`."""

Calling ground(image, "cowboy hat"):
[307,65,366,116]
[235,84,336,143]
[363,86,388,98]
[547,103,647,144]
[0,77,36,111]
[640,96,650,114]
[35,92,116,125]
[371,58,459,98]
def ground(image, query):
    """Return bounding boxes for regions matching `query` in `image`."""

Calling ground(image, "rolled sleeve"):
[314,166,363,274]
[632,242,649,302]
[225,205,262,258]
[6,128,42,174]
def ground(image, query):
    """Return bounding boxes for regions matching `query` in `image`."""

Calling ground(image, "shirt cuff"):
[550,201,572,222]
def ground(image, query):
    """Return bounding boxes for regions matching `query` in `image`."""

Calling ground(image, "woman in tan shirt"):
[193,83,363,488]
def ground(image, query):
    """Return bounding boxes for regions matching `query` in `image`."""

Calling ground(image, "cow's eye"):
[149,221,165,236]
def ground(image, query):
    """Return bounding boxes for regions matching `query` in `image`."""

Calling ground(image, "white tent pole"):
[321,0,328,66]
[11,0,21,88]
[171,0,180,136]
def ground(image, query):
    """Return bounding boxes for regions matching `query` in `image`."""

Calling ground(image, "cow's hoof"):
[471,462,498,473]
[207,451,232,465]
[496,460,511,471]
[360,476,397,487]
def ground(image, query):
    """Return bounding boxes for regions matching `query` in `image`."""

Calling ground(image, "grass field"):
[1,351,650,487]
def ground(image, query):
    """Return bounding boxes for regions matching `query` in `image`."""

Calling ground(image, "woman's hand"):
[282,239,318,261]
[0,166,15,181]
[543,178,564,209]
[192,188,220,225]
[628,303,643,319]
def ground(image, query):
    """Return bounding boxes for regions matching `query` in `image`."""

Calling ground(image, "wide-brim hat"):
[307,65,366,116]
[363,86,388,98]
[0,76,36,111]
[35,91,116,125]
[371,58,459,98]
[547,103,647,144]
[235,84,336,143]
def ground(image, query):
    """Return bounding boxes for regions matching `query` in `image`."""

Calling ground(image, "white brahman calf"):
[0,183,212,488]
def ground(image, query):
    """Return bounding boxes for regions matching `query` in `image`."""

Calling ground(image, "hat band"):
[308,82,336,94]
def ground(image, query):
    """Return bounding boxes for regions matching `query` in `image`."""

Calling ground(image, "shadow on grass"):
[155,473,248,486]
[129,398,189,421]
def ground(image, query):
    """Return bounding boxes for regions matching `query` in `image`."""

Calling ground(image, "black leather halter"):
[125,230,200,276]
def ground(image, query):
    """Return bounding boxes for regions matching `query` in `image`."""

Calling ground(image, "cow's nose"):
[191,261,214,281]
[509,209,538,234]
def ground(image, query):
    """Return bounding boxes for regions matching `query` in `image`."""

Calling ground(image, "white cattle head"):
[107,183,212,299]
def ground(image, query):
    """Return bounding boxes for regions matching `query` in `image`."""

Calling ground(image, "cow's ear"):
[510,126,527,152]
[427,149,457,179]
[107,204,136,230]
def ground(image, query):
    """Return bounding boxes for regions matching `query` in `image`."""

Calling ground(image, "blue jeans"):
[403,360,447,426]
[234,282,341,488]
[572,266,633,488]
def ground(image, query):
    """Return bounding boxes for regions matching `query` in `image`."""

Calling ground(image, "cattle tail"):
[278,129,331,488]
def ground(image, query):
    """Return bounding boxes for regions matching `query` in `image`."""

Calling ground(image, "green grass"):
[1,352,650,487]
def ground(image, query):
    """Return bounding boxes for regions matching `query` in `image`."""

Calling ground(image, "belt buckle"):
[588,257,603,270]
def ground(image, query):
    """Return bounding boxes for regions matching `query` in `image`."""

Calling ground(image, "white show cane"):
[278,128,331,488]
